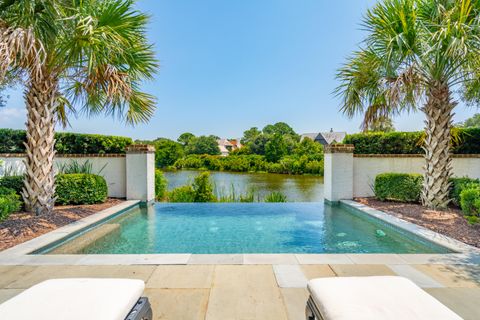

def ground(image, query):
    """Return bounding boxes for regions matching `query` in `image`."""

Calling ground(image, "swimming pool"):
[41,202,451,254]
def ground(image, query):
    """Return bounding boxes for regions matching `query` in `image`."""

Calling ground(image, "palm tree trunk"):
[22,71,58,215]
[421,83,455,209]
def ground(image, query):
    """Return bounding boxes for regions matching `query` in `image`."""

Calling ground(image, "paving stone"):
[273,265,308,288]
[329,264,396,277]
[206,265,288,319]
[414,265,480,288]
[5,265,129,289]
[0,266,37,288]
[388,264,443,288]
[425,288,480,320]
[188,254,243,265]
[300,265,336,280]
[244,254,298,265]
[146,265,214,289]
[145,288,210,320]
[280,288,309,320]
[347,254,406,264]
[296,254,353,264]
[0,289,23,304]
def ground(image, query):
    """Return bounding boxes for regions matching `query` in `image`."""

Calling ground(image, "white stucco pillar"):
[324,144,354,202]
[126,144,155,202]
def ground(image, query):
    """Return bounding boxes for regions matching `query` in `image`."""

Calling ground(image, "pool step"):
[49,224,121,254]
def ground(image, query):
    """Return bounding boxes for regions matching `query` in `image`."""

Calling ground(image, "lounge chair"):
[0,278,152,320]
[305,276,461,320]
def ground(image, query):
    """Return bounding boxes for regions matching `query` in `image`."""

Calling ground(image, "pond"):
[163,170,324,202]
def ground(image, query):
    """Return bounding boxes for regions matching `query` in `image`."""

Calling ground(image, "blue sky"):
[0,0,477,140]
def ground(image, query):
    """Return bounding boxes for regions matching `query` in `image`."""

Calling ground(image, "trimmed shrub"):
[343,128,480,154]
[0,129,132,154]
[192,172,216,202]
[344,132,423,154]
[450,177,480,206]
[459,187,480,218]
[374,173,423,202]
[55,174,108,205]
[0,187,22,221]
[264,191,287,202]
[167,186,195,202]
[0,175,24,195]
[155,170,168,201]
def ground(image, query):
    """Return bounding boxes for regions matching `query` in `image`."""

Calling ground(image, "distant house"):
[300,129,347,146]
[217,139,242,156]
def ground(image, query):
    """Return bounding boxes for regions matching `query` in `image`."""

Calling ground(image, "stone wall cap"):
[125,144,155,153]
[325,144,355,154]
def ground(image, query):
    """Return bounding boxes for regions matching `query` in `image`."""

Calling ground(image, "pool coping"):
[0,200,479,266]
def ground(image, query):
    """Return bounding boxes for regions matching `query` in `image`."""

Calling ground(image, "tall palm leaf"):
[335,0,480,208]
[0,0,158,214]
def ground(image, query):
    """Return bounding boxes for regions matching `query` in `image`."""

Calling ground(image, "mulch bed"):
[355,197,480,249]
[0,198,124,251]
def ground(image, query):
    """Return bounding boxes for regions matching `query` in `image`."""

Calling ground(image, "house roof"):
[300,131,347,144]
[319,131,347,144]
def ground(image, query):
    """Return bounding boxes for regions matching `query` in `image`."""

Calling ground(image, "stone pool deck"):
[0,262,479,319]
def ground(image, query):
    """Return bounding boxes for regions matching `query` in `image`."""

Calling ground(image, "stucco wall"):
[0,155,126,198]
[353,155,480,197]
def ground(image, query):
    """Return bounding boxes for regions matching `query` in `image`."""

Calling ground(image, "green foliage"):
[154,139,184,168]
[0,129,26,153]
[0,175,24,195]
[173,154,323,175]
[374,173,423,202]
[0,129,133,154]
[0,187,21,221]
[264,191,287,202]
[185,135,221,155]
[457,113,480,128]
[192,172,216,202]
[167,186,195,202]
[177,133,195,146]
[57,160,106,175]
[365,116,395,133]
[450,177,480,207]
[343,132,423,154]
[343,128,480,154]
[55,174,108,205]
[460,187,480,220]
[265,134,287,162]
[155,170,168,201]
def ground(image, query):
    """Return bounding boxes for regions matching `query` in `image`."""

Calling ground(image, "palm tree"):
[0,0,157,214]
[335,0,480,208]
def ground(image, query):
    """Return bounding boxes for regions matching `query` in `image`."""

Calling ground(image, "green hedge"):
[0,187,22,221]
[460,187,480,224]
[343,128,480,154]
[0,129,132,154]
[55,174,108,205]
[450,177,480,206]
[0,175,24,195]
[374,173,423,202]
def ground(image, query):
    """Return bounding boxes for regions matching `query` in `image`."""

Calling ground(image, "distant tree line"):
[136,122,324,175]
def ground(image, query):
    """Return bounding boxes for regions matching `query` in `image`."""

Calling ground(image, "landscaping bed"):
[355,197,480,249]
[0,198,123,251]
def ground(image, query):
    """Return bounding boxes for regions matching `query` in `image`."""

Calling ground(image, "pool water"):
[46,203,451,254]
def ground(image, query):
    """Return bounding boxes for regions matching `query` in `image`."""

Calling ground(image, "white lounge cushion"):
[307,276,461,320]
[0,278,145,320]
